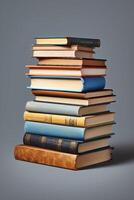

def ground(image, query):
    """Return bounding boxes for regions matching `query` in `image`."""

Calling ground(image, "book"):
[25,102,109,116]
[35,37,100,47]
[33,50,94,59]
[23,133,112,154]
[26,65,105,70]
[14,145,112,170]
[26,65,106,77]
[32,45,95,52]
[24,107,110,127]
[24,116,115,140]
[32,89,113,99]
[38,58,106,66]
[28,77,106,92]
[35,95,116,106]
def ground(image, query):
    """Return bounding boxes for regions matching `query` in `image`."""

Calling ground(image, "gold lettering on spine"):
[25,134,31,144]
[70,141,77,153]
[40,136,47,146]
[57,138,62,151]
[43,115,52,123]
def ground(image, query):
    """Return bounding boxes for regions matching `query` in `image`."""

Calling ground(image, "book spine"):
[68,37,100,47]
[24,111,85,127]
[82,77,105,92]
[14,145,77,170]
[23,133,79,154]
[24,121,85,140]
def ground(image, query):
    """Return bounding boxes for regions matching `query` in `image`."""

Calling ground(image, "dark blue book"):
[28,76,106,92]
[35,37,100,47]
[23,133,113,154]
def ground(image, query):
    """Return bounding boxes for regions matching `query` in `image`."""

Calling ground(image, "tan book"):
[24,111,115,129]
[33,50,93,59]
[35,95,116,106]
[32,89,113,99]
[26,66,106,77]
[32,45,95,52]
[38,58,106,66]
[14,145,112,170]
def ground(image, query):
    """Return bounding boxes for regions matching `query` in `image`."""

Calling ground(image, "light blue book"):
[24,121,114,141]
[25,101,107,116]
[24,121,85,140]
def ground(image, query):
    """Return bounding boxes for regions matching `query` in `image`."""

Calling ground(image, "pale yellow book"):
[24,111,115,128]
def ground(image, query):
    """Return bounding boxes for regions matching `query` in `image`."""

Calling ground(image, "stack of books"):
[14,37,116,170]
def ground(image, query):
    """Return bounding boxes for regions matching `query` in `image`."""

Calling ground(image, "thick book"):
[38,58,106,66]
[33,50,94,59]
[32,89,113,99]
[35,37,100,47]
[23,133,112,154]
[25,101,109,116]
[28,77,106,92]
[35,95,116,106]
[32,45,95,52]
[24,117,115,140]
[26,65,106,77]
[14,145,112,170]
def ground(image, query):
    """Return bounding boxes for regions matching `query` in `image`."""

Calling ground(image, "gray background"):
[0,0,134,199]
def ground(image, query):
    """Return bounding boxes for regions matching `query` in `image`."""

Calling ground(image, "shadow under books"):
[82,143,134,170]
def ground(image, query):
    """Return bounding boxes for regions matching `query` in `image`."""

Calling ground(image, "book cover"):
[32,89,113,99]
[14,145,112,170]
[35,37,100,47]
[28,76,106,92]
[24,118,115,140]
[23,133,113,154]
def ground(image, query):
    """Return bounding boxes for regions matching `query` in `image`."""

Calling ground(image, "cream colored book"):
[32,45,94,52]
[35,95,116,106]
[33,50,93,59]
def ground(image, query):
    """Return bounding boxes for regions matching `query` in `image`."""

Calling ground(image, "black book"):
[23,133,114,154]
[35,37,100,48]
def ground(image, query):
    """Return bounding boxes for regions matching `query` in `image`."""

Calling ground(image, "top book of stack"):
[35,37,100,47]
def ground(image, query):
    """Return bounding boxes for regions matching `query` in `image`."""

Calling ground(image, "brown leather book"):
[32,89,113,99]
[14,145,112,170]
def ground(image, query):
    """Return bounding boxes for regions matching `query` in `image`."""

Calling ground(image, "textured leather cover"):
[14,145,77,170]
[23,133,79,154]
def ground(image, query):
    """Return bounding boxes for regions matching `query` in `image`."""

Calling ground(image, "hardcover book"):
[25,102,109,116]
[35,95,116,106]
[14,145,112,170]
[38,58,106,66]
[23,133,113,154]
[35,37,100,47]
[32,89,113,99]
[26,65,106,77]
[28,76,106,92]
[32,45,95,52]
[33,50,94,59]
